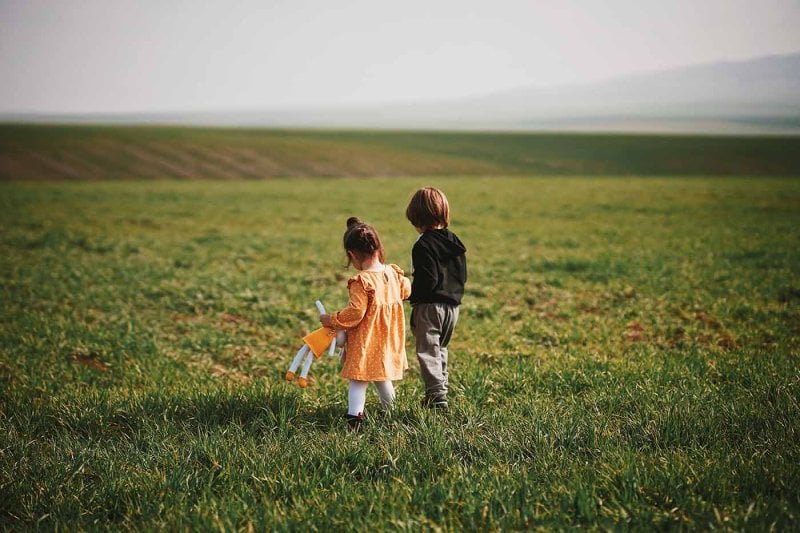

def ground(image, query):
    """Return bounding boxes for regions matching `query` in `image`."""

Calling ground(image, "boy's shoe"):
[421,397,449,411]
[431,400,449,411]
[346,412,365,431]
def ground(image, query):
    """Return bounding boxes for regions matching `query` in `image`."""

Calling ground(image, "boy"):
[405,187,467,410]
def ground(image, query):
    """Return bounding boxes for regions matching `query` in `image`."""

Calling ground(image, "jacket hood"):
[422,228,466,259]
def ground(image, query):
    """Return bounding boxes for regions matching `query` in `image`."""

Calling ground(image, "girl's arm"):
[327,279,369,330]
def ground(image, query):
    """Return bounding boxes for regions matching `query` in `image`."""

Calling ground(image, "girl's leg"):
[373,380,396,409]
[348,380,368,416]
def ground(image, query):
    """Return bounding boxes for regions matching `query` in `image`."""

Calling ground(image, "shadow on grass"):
[14,382,462,442]
[305,403,347,430]
[12,383,323,441]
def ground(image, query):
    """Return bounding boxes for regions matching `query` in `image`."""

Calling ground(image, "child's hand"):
[319,314,332,328]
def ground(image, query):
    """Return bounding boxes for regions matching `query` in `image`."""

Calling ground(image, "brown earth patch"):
[71,351,111,371]
[623,321,646,342]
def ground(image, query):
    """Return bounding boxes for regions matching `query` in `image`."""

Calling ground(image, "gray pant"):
[410,303,459,403]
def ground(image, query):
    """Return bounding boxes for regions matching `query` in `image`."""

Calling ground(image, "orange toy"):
[285,301,346,388]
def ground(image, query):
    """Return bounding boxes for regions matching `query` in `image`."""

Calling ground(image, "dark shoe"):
[431,400,449,411]
[421,397,449,411]
[346,412,365,431]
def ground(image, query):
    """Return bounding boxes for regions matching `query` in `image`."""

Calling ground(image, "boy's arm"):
[411,245,438,298]
[328,279,369,329]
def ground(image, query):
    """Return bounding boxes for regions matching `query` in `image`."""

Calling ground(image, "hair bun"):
[346,216,363,229]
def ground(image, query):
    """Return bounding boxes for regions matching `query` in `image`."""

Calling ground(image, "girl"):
[320,217,411,429]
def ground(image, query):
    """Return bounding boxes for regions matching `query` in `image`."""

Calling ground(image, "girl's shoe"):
[346,412,365,431]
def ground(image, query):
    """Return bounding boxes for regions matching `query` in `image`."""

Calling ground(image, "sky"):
[1,0,799,114]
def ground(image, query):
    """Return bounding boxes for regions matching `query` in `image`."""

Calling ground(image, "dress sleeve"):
[390,264,412,300]
[401,275,411,300]
[329,278,370,329]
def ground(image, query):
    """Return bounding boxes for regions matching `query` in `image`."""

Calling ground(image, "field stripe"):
[2,124,800,179]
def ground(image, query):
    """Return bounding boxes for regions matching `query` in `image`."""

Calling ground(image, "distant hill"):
[3,53,800,134]
[443,52,800,133]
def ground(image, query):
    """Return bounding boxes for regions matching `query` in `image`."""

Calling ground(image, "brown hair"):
[343,217,385,267]
[405,187,450,229]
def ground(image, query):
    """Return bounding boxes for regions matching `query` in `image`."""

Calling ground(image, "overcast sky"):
[1,0,799,114]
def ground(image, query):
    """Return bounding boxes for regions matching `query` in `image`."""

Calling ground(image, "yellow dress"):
[329,264,411,381]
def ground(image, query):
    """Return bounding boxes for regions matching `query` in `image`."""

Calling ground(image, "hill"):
[442,53,800,132]
[1,124,800,180]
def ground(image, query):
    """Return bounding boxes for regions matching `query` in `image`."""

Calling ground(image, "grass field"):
[2,124,800,180]
[1,128,800,529]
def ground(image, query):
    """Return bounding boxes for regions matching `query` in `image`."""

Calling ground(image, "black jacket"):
[410,228,467,306]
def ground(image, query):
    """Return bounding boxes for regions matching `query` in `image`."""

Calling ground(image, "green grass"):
[1,176,799,530]
[2,124,800,180]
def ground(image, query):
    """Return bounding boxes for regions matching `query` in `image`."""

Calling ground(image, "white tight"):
[347,380,395,416]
